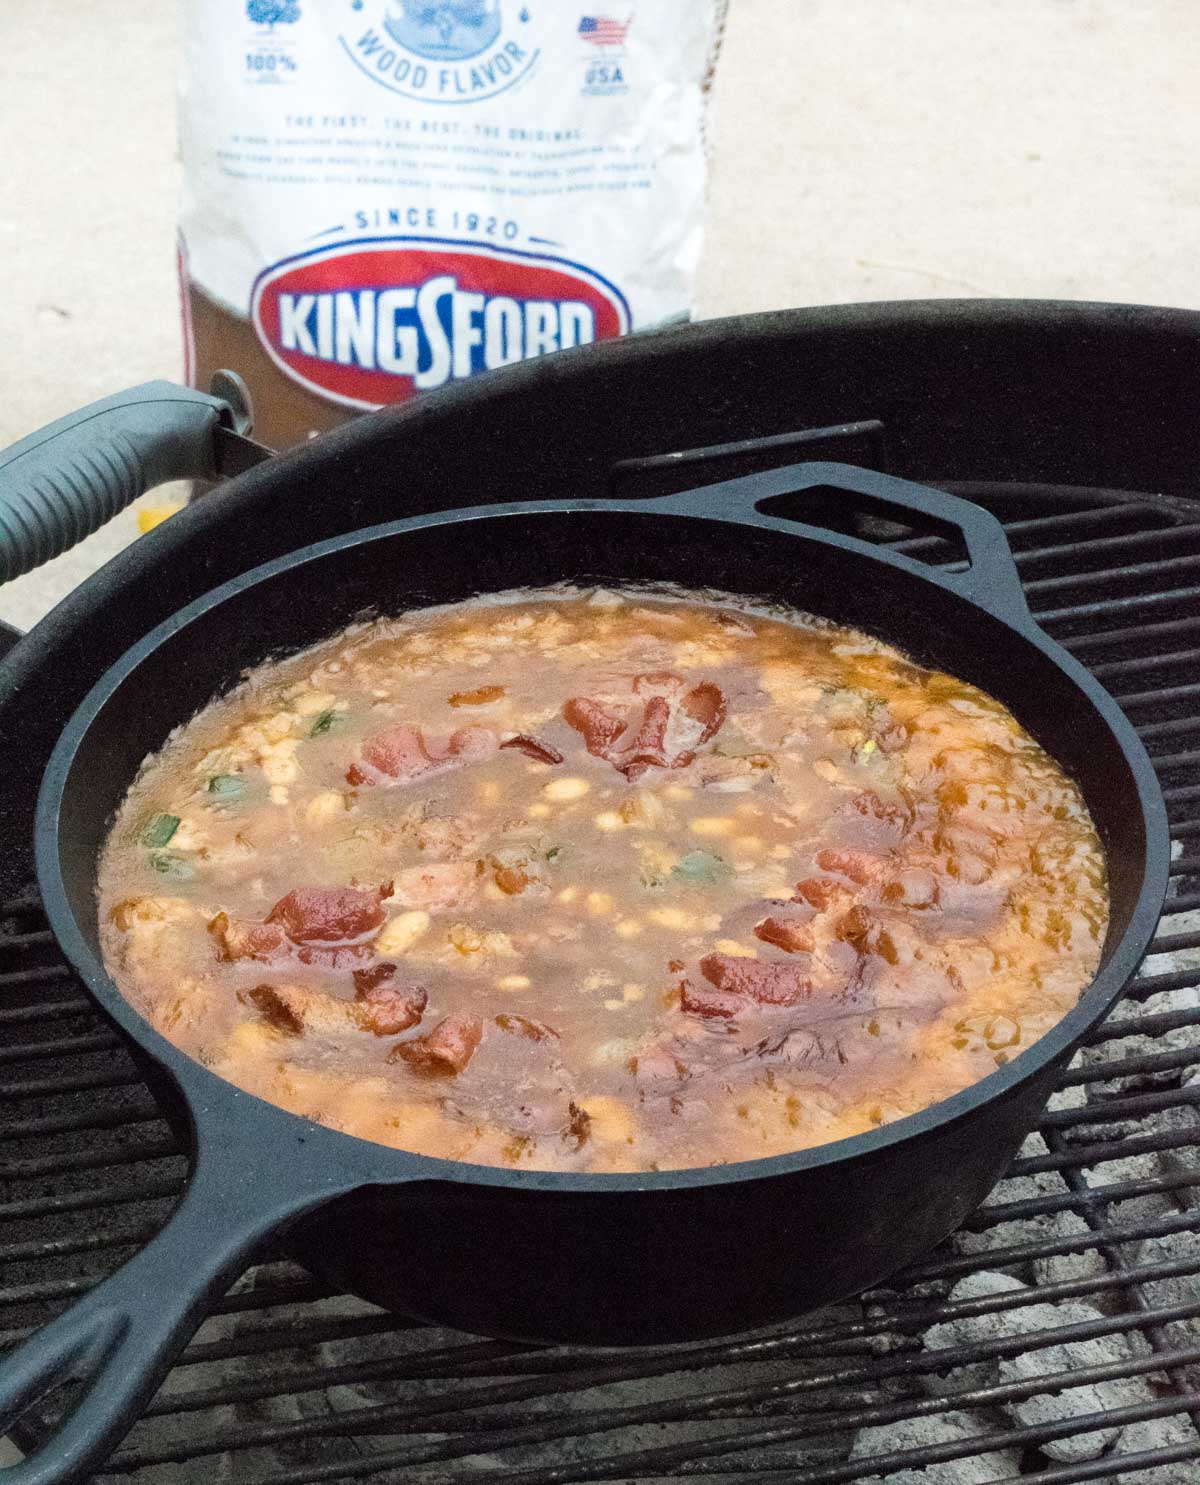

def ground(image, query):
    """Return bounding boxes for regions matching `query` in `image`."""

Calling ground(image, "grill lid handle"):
[0,377,271,585]
[642,461,1032,625]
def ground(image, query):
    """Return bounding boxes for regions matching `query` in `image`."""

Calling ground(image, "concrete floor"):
[1,0,1198,630]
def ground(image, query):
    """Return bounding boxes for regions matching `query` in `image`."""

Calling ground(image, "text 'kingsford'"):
[252,241,630,409]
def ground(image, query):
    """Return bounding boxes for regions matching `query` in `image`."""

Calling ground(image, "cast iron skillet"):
[0,460,1169,1485]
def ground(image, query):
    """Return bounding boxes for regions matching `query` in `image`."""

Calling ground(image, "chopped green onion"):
[140,813,180,848]
[309,709,338,737]
[207,774,247,802]
[150,852,194,880]
[672,850,732,885]
[545,845,563,861]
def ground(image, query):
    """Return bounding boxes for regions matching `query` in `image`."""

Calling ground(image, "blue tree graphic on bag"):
[246,0,301,27]
[385,1,502,58]
[406,2,492,46]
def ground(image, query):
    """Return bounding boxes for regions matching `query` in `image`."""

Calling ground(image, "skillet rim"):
[34,497,1171,1196]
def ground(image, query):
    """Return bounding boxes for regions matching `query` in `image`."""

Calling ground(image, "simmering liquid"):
[97,588,1108,1172]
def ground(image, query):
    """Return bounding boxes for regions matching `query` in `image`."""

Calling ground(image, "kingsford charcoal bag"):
[179,0,727,448]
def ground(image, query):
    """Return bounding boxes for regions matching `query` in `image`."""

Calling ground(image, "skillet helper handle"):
[645,460,1032,626]
[0,1148,324,1485]
[0,382,238,584]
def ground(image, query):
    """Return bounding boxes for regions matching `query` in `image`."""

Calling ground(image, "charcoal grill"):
[1,298,1199,1482]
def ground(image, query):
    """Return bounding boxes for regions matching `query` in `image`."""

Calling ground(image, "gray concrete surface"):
[1,0,1198,630]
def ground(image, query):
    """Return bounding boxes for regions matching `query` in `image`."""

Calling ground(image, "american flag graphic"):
[578,15,631,46]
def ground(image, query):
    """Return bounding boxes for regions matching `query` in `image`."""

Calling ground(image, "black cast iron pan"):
[0,390,1170,1485]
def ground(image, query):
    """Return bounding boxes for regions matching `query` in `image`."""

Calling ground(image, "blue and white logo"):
[385,1,501,60]
[246,0,301,27]
[340,1,539,103]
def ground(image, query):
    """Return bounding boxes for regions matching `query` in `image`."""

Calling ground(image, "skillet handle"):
[0,1143,331,1485]
[644,460,1032,626]
[0,378,258,585]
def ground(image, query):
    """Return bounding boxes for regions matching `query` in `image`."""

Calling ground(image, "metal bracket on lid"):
[608,418,890,501]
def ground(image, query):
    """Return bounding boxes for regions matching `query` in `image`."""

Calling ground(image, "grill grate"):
[2,484,1199,1483]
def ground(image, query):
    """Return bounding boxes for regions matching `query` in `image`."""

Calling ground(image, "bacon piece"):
[389,1014,483,1075]
[494,866,531,896]
[352,963,428,1035]
[495,1013,559,1041]
[246,981,370,1036]
[699,952,811,1006]
[566,1101,591,1149]
[567,685,723,779]
[353,723,438,786]
[679,977,745,1020]
[834,905,899,964]
[849,789,897,820]
[680,682,727,744]
[353,963,399,994]
[266,887,385,946]
[449,686,505,707]
[754,917,815,953]
[835,905,873,951]
[500,734,564,765]
[840,789,911,845]
[563,697,628,758]
[815,848,879,885]
[209,913,287,963]
[792,877,844,910]
[616,695,672,778]
[245,983,303,1034]
[355,985,426,1035]
[348,723,496,786]
[443,726,498,764]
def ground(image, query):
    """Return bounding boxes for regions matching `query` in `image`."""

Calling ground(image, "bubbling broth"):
[97,588,1108,1172]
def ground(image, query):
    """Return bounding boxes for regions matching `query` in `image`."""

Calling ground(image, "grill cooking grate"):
[2,483,1199,1483]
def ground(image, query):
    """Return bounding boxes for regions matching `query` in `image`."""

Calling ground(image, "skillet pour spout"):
[0,453,1168,1485]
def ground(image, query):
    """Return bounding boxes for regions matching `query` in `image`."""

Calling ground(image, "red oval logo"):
[251,238,631,409]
